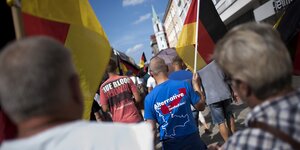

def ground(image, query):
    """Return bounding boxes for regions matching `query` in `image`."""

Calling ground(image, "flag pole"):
[7,0,24,40]
[193,0,200,73]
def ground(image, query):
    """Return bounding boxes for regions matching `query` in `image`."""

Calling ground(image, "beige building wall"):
[163,0,192,48]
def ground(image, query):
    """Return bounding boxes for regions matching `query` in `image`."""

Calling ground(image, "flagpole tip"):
[7,0,20,7]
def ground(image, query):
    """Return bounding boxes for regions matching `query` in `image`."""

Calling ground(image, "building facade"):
[161,0,295,47]
[159,0,299,86]
[213,0,295,28]
[163,0,192,48]
[152,6,169,51]
[150,34,159,56]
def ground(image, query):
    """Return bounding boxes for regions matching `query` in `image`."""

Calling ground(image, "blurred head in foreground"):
[0,36,83,125]
[214,23,293,108]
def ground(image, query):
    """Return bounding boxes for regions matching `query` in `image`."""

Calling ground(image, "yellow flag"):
[22,0,111,119]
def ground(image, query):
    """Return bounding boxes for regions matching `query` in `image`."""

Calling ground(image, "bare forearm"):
[194,91,206,111]
[146,120,157,144]
[94,112,102,122]
[134,93,142,103]
[192,73,206,111]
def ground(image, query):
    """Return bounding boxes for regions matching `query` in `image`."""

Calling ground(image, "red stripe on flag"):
[184,0,197,24]
[141,52,146,62]
[22,13,70,43]
[121,60,139,74]
[197,21,215,63]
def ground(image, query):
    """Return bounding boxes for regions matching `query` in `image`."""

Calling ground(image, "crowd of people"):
[0,22,299,150]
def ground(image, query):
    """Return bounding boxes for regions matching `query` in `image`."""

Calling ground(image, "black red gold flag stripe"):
[140,52,147,68]
[21,0,112,119]
[176,0,227,70]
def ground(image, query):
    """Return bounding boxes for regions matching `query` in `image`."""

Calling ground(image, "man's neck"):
[251,86,294,108]
[154,74,168,85]
[18,116,75,138]
[173,66,182,71]
[108,72,118,78]
[265,86,294,102]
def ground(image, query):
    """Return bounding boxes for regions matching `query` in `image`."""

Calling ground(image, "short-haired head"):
[0,36,81,123]
[172,56,184,70]
[149,57,168,75]
[214,22,292,100]
[106,59,117,73]
[172,56,183,65]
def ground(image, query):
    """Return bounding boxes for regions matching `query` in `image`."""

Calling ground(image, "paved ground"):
[154,101,250,149]
[199,101,250,147]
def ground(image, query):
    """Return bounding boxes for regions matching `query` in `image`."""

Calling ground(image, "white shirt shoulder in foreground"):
[0,121,153,150]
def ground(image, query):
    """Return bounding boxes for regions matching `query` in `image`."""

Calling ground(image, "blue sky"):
[89,0,168,64]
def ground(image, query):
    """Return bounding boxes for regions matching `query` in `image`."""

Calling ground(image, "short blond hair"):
[214,23,292,99]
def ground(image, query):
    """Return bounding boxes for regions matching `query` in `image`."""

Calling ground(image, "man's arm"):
[148,87,153,93]
[193,91,206,111]
[94,112,103,122]
[225,75,240,103]
[99,85,110,112]
[145,119,157,144]
[101,104,109,112]
[129,78,142,103]
[192,73,206,111]
[132,90,142,103]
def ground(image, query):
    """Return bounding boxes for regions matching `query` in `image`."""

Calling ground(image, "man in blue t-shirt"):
[168,56,193,81]
[169,56,210,132]
[144,57,207,150]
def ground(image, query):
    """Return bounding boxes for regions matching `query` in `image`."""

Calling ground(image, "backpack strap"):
[248,120,300,149]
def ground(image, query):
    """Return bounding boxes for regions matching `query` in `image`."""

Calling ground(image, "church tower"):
[152,6,168,51]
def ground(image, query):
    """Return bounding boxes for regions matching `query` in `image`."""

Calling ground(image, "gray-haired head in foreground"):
[0,36,77,123]
[214,23,292,100]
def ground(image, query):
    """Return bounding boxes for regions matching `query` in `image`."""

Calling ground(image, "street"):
[155,102,250,149]
[199,102,250,147]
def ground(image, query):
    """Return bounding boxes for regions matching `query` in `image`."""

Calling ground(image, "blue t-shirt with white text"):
[144,80,200,140]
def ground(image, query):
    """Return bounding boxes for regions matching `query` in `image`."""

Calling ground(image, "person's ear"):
[237,81,252,98]
[166,65,169,72]
[149,71,154,77]
[181,62,185,68]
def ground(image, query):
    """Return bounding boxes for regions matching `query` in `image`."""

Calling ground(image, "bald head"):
[0,36,81,123]
[149,57,168,75]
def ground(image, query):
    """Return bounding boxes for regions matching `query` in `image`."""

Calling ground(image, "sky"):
[89,0,168,65]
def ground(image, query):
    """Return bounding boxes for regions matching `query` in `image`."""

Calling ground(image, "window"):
[213,0,221,5]
[175,24,180,33]
[171,8,175,17]
[178,0,182,7]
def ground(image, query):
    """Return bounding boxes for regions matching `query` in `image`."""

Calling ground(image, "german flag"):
[21,0,111,119]
[114,49,140,75]
[139,52,147,68]
[176,0,227,70]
